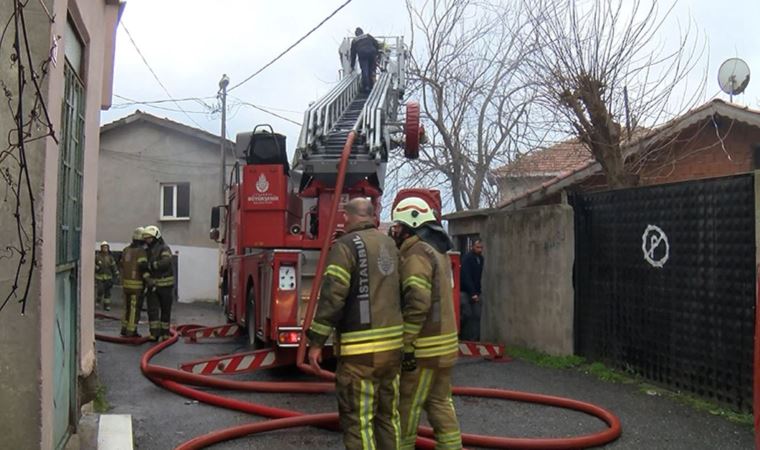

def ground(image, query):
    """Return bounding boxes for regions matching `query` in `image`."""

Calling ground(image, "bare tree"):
[526,0,706,188]
[392,0,542,212]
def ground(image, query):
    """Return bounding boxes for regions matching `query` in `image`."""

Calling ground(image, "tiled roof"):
[101,110,235,148]
[492,139,593,178]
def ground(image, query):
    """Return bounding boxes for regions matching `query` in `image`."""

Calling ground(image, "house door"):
[53,26,85,448]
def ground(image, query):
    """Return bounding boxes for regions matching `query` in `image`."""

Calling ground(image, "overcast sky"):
[101,0,760,159]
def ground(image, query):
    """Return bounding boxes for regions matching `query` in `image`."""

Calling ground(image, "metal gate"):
[571,174,755,411]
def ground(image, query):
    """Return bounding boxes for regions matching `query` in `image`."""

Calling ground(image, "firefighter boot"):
[158,321,171,342]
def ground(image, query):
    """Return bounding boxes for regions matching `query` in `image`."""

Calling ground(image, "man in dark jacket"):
[459,238,483,341]
[350,27,380,93]
[307,198,403,450]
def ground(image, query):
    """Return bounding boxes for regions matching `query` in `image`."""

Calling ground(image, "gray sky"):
[102,0,411,157]
[101,0,760,159]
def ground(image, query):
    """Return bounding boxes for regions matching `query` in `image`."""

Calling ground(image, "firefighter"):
[141,225,175,342]
[119,227,148,337]
[350,27,380,93]
[95,241,118,311]
[391,196,462,450]
[306,197,403,450]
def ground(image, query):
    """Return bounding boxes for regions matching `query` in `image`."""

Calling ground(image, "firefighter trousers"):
[96,279,113,307]
[147,286,173,339]
[335,360,401,450]
[399,366,462,450]
[121,288,144,336]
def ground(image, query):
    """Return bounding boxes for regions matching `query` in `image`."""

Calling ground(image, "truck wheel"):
[246,286,259,348]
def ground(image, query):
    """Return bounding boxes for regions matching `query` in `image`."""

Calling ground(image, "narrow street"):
[96,299,754,450]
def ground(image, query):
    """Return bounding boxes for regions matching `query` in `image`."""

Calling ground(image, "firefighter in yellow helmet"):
[119,227,149,337]
[142,225,175,341]
[306,197,404,450]
[391,196,462,450]
[95,241,119,311]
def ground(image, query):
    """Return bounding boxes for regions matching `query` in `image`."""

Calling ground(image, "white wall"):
[105,242,218,302]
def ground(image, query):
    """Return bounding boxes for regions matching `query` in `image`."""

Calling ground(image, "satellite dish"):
[718,58,750,101]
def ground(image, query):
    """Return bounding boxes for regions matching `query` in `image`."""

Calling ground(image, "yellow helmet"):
[142,225,161,240]
[132,227,145,241]
[392,197,436,229]
[99,241,109,248]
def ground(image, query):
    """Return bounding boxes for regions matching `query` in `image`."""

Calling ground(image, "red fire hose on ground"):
[94,322,622,449]
[94,134,623,448]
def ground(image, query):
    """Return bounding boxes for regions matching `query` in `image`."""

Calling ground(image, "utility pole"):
[219,74,230,204]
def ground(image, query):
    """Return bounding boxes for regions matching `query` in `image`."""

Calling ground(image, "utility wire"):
[113,93,216,106]
[120,21,206,129]
[112,94,211,114]
[228,0,353,92]
[233,98,302,126]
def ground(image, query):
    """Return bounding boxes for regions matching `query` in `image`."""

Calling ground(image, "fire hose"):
[94,134,623,448]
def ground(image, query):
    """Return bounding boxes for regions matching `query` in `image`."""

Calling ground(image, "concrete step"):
[97,414,133,450]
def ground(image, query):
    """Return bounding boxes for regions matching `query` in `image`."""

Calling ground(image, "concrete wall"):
[0,4,50,447]
[481,204,575,355]
[0,1,119,448]
[97,121,227,249]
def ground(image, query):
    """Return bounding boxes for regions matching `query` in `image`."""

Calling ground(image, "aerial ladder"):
[184,36,501,376]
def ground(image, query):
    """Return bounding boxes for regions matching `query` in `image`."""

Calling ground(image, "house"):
[97,110,236,302]
[446,99,760,242]
[0,2,124,449]
[490,139,593,205]
[442,99,760,410]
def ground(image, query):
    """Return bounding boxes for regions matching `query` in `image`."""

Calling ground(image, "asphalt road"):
[95,299,754,450]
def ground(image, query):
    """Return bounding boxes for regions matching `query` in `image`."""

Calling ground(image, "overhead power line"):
[233,98,302,126]
[120,21,206,129]
[113,94,212,114]
[228,0,353,92]
[112,94,215,106]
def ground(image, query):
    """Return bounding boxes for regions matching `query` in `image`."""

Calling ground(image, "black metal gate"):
[571,174,756,411]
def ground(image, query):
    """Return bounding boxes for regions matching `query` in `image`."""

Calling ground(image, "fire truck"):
[196,36,471,374]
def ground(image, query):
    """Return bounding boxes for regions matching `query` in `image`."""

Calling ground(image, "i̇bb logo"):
[256,173,269,193]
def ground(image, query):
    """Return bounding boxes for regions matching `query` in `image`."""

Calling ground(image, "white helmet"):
[142,225,161,240]
[132,227,145,241]
[99,241,109,248]
[392,197,436,229]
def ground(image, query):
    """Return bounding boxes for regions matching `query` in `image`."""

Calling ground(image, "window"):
[56,19,85,265]
[160,183,190,220]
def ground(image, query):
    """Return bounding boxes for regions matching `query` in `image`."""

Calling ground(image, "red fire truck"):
[190,37,476,375]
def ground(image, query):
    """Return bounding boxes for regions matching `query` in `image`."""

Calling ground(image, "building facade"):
[98,111,235,301]
[0,1,123,449]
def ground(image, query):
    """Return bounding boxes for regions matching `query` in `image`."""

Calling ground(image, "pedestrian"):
[350,27,380,93]
[119,227,149,337]
[141,225,175,342]
[95,241,118,311]
[391,196,462,450]
[306,197,404,450]
[460,238,484,341]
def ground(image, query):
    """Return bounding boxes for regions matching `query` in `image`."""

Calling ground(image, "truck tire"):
[245,286,260,348]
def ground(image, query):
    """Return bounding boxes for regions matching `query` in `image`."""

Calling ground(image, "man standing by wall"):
[307,198,404,450]
[460,238,484,341]
[95,242,118,311]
